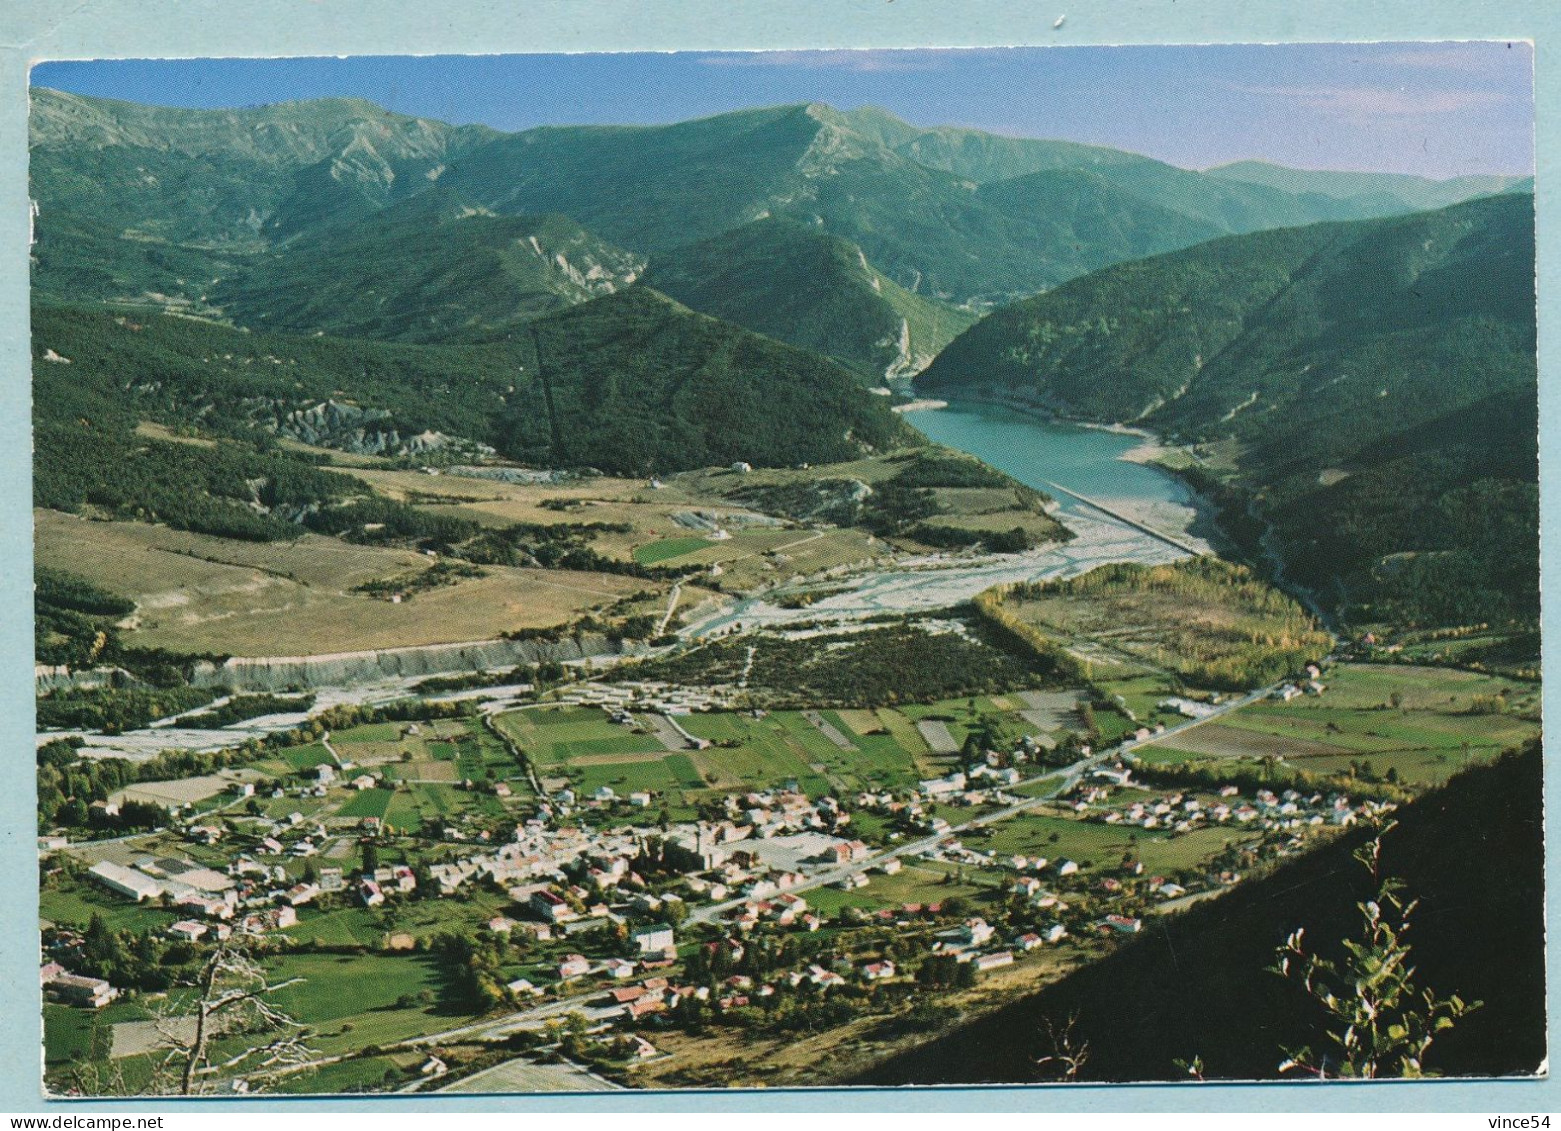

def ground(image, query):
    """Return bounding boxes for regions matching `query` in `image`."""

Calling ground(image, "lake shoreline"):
[902,397,1220,552]
[909,388,1185,465]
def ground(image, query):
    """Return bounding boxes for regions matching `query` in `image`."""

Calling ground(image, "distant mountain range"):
[31,87,1529,327]
[918,192,1538,627]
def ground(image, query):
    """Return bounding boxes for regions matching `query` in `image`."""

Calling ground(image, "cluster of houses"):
[1081,769,1393,839]
[83,853,318,941]
[1273,663,1329,702]
[852,769,1024,838]
[932,915,1050,973]
[915,766,1023,803]
[579,910,1066,1024]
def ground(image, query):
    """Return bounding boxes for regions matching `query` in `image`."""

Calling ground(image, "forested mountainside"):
[30,88,1537,632]
[33,288,910,503]
[645,218,974,381]
[917,193,1538,630]
[212,189,646,343]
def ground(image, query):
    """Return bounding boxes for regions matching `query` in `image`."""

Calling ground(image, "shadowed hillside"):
[851,741,1544,1085]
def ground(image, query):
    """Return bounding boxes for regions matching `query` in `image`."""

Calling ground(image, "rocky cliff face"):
[188,632,628,692]
[37,633,631,695]
[34,665,135,694]
[273,399,495,459]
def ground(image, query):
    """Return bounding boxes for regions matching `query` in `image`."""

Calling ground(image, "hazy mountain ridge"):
[30,87,498,249]
[1206,159,1532,211]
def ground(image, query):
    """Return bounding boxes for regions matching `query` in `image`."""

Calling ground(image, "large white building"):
[87,860,162,902]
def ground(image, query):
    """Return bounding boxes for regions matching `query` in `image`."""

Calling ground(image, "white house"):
[633,925,676,954]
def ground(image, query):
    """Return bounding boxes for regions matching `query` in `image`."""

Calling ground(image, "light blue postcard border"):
[0,0,1554,1113]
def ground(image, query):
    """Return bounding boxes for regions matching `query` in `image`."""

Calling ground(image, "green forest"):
[920,193,1538,636]
[33,290,910,480]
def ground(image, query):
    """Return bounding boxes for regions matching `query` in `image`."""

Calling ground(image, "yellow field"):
[420,497,701,562]
[401,761,458,782]
[834,709,883,735]
[344,468,650,510]
[35,509,656,657]
[340,469,708,564]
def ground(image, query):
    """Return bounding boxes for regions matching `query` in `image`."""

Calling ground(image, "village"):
[39,663,1402,1092]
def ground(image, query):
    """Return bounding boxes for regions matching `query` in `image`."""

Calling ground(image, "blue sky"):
[33,43,1534,178]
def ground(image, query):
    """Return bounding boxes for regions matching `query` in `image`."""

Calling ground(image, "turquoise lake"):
[901,400,1193,517]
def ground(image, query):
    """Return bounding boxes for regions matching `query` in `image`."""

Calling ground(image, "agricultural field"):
[974,806,1247,877]
[348,467,658,531]
[43,1004,115,1069]
[496,706,666,763]
[331,717,522,788]
[633,527,886,593]
[634,537,714,564]
[283,888,518,949]
[281,744,338,771]
[804,859,987,916]
[681,706,982,796]
[1093,673,1184,727]
[483,692,1082,817]
[1136,662,1541,787]
[896,693,1077,761]
[338,788,396,821]
[259,951,459,1057]
[356,466,870,581]
[385,781,514,828]
[494,706,697,805]
[34,508,650,656]
[272,1054,420,1096]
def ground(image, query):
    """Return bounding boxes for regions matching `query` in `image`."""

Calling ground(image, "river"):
[675,402,1205,641]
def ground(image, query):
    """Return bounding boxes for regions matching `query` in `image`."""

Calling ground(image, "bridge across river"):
[1038,478,1204,557]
